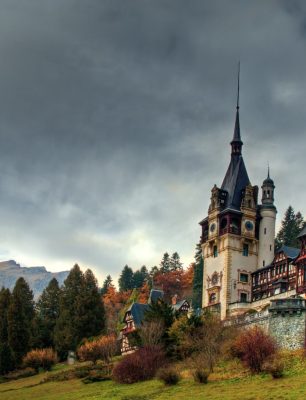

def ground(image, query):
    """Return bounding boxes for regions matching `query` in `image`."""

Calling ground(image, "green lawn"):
[1,353,306,400]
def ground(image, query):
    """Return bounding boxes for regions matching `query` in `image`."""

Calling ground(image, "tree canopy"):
[276,206,305,249]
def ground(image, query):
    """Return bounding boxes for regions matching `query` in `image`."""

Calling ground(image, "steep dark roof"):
[277,245,300,259]
[298,226,306,239]
[125,303,149,327]
[148,289,164,304]
[221,155,250,210]
[221,105,250,210]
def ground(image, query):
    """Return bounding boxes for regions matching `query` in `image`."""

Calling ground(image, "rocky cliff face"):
[0,260,69,299]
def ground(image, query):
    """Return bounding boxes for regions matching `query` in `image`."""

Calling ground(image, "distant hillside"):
[0,260,69,300]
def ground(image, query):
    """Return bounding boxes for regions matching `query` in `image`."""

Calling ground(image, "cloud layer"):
[0,1,305,283]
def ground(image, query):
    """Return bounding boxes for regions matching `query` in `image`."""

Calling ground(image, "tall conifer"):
[33,278,61,348]
[7,278,34,365]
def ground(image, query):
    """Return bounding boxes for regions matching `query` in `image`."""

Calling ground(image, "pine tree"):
[133,265,149,288]
[170,252,183,271]
[77,269,106,340]
[0,288,15,373]
[192,242,204,310]
[101,275,113,296]
[54,265,106,360]
[160,252,171,274]
[7,278,35,365]
[118,265,134,292]
[7,294,29,365]
[33,278,61,348]
[54,264,84,359]
[0,288,11,343]
[276,206,305,248]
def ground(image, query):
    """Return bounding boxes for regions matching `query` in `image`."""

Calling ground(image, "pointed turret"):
[221,64,250,210]
[258,166,277,268]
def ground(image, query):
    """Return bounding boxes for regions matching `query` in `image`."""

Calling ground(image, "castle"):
[199,81,306,322]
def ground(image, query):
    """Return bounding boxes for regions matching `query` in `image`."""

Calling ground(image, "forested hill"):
[0,260,69,299]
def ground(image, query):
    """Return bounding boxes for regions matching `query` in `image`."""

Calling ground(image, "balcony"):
[219,227,241,236]
[269,298,306,314]
[228,301,252,313]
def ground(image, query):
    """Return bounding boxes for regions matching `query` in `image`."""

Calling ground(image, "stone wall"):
[226,298,306,350]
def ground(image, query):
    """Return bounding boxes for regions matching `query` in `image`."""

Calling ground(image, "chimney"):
[172,294,178,305]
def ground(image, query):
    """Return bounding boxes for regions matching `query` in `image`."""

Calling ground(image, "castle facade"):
[199,93,306,320]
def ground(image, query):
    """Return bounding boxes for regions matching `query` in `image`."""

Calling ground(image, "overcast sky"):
[0,0,305,285]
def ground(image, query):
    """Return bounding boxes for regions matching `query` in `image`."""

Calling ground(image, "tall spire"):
[236,61,240,110]
[231,62,243,156]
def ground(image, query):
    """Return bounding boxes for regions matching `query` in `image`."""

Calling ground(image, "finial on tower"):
[267,163,270,179]
[237,61,240,110]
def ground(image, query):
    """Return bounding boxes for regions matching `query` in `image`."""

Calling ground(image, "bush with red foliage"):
[23,348,58,372]
[232,326,277,373]
[77,335,117,365]
[112,345,166,384]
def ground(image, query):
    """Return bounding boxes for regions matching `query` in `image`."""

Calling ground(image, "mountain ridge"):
[0,260,69,299]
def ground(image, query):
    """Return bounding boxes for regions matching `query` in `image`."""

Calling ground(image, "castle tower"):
[258,168,277,268]
[200,71,259,319]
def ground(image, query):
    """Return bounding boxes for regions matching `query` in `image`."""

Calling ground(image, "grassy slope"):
[1,353,306,400]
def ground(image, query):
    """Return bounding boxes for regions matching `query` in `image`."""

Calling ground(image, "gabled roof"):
[298,226,306,239]
[277,245,300,260]
[221,155,250,210]
[172,299,189,311]
[124,303,149,327]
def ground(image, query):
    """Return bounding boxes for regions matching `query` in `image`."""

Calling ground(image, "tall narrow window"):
[240,292,248,302]
[264,228,267,234]
[243,244,249,257]
[213,245,218,258]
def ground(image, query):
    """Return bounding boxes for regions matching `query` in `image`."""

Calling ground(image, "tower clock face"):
[245,221,254,231]
[210,223,216,232]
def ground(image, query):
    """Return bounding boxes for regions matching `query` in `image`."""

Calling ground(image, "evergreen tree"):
[144,299,174,329]
[33,278,61,348]
[0,288,15,374]
[192,242,204,310]
[76,269,106,340]
[170,252,183,271]
[276,206,305,248]
[7,294,29,365]
[7,278,34,365]
[160,252,171,274]
[0,343,15,374]
[144,299,175,350]
[0,288,11,343]
[101,275,113,296]
[118,265,134,292]
[54,265,106,359]
[133,265,149,288]
[54,264,84,359]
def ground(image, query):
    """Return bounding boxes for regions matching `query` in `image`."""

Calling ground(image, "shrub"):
[193,368,209,384]
[77,334,117,366]
[263,357,284,379]
[2,367,36,381]
[23,348,58,372]
[112,345,166,384]
[157,366,180,385]
[232,326,277,373]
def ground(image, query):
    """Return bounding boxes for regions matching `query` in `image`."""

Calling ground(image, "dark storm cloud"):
[0,0,305,282]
